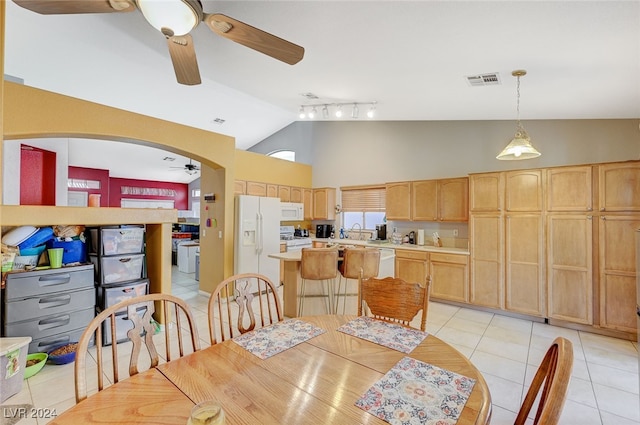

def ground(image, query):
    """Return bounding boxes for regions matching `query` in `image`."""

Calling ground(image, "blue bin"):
[46,239,87,264]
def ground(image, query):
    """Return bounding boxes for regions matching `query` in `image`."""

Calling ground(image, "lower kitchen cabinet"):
[395,249,429,285]
[429,253,468,303]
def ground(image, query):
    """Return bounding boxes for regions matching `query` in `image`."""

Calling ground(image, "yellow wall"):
[235,149,312,187]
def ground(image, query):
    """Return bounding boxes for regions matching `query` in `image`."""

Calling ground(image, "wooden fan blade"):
[166,34,202,86]
[204,13,304,65]
[13,0,134,14]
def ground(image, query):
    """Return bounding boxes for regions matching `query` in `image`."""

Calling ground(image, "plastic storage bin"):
[0,336,32,402]
[90,226,145,255]
[90,253,145,284]
[97,279,149,313]
[99,306,148,346]
[46,239,87,264]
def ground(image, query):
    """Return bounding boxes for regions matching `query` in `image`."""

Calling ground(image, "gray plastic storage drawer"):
[4,307,95,341]
[90,253,145,284]
[4,287,95,323]
[101,307,148,346]
[28,328,91,354]
[4,265,94,300]
[97,279,149,312]
[90,226,145,255]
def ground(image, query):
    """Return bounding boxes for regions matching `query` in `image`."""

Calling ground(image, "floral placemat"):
[337,316,427,353]
[232,319,326,359]
[355,356,476,425]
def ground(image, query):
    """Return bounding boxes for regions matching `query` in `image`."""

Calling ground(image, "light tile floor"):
[2,268,639,425]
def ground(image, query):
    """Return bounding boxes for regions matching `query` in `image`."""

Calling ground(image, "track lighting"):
[297,101,377,120]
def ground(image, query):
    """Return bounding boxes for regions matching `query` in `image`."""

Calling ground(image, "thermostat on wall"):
[204,193,215,202]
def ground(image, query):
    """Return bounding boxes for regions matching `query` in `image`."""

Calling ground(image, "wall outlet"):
[453,229,459,237]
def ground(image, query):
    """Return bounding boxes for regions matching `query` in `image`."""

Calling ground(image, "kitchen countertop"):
[279,238,469,256]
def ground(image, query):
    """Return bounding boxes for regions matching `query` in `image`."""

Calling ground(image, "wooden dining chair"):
[208,272,283,345]
[515,337,573,425]
[75,293,200,403]
[357,274,431,331]
[299,247,339,316]
[335,247,380,314]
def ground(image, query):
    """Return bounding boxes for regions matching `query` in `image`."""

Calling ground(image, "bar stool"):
[299,247,339,316]
[335,247,380,314]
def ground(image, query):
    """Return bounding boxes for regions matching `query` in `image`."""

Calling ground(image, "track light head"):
[351,104,359,119]
[335,105,343,118]
[299,106,306,119]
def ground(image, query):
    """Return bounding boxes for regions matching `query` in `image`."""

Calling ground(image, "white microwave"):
[280,202,304,221]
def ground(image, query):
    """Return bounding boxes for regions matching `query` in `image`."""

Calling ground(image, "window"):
[191,189,200,197]
[267,150,295,162]
[340,185,386,230]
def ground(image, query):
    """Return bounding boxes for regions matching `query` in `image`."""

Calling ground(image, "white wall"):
[3,137,70,206]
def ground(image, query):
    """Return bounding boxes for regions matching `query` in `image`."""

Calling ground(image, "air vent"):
[300,92,319,100]
[163,156,175,161]
[466,73,501,87]
[212,118,226,125]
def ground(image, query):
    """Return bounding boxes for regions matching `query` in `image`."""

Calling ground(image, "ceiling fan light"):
[138,0,201,36]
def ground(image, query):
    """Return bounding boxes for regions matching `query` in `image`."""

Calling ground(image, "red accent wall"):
[20,145,56,205]
[68,166,109,206]
[109,178,188,209]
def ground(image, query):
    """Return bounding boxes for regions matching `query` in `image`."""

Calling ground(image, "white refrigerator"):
[234,195,281,291]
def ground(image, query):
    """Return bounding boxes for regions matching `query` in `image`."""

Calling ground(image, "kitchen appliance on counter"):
[408,231,416,244]
[376,224,387,240]
[280,226,312,253]
[316,224,333,239]
[235,195,281,290]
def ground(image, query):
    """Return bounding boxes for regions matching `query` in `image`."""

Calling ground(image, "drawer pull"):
[119,258,132,263]
[37,336,71,351]
[38,314,71,330]
[38,274,72,286]
[38,295,72,309]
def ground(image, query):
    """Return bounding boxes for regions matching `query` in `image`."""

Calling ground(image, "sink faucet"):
[350,223,363,240]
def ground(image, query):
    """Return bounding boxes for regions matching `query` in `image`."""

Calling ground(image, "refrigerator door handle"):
[257,212,263,254]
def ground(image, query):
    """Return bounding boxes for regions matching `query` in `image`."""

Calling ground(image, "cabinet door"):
[505,214,545,316]
[266,184,278,198]
[430,253,468,303]
[598,162,640,212]
[290,187,303,203]
[234,180,247,195]
[246,181,267,197]
[439,177,469,222]
[386,182,411,221]
[278,186,291,202]
[505,170,543,212]
[546,166,593,212]
[547,214,593,324]
[599,215,640,333]
[411,180,438,221]
[470,173,503,212]
[312,188,336,220]
[303,189,313,220]
[470,214,503,309]
[394,250,428,285]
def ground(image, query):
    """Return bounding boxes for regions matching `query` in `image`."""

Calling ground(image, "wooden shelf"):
[0,206,177,226]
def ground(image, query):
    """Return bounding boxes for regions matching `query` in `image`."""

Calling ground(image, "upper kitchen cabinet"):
[470,172,504,213]
[234,180,247,195]
[385,182,411,221]
[266,184,278,198]
[312,188,336,220]
[278,185,291,202]
[505,169,543,212]
[598,161,640,212]
[290,187,304,203]
[246,181,267,197]
[303,188,313,220]
[411,180,438,221]
[546,166,593,212]
[438,178,469,222]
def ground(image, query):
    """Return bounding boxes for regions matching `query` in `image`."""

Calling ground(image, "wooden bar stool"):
[335,247,380,314]
[299,247,339,316]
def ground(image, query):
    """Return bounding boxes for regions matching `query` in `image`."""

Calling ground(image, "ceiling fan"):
[170,159,200,175]
[13,0,305,85]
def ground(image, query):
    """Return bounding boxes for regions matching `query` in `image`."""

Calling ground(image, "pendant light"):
[496,70,541,160]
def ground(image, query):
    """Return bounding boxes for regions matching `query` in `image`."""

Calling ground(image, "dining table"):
[49,315,492,425]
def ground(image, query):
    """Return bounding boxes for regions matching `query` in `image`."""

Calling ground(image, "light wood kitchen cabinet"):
[290,187,303,203]
[505,214,545,316]
[278,185,291,202]
[312,188,336,220]
[411,180,438,221]
[547,214,593,325]
[303,189,313,220]
[546,166,593,212]
[470,172,504,212]
[395,249,429,285]
[234,180,247,195]
[386,182,411,221]
[598,215,640,333]
[470,214,503,309]
[429,253,468,303]
[246,181,267,197]
[266,184,278,198]
[439,178,469,221]
[505,169,543,212]
[598,162,640,212]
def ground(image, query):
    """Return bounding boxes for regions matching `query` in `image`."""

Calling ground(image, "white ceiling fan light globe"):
[137,0,202,36]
